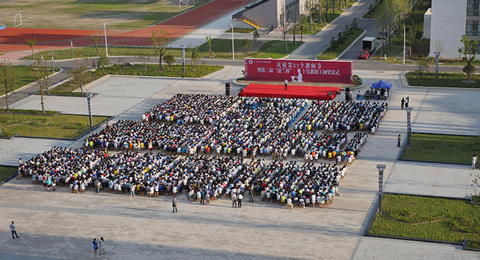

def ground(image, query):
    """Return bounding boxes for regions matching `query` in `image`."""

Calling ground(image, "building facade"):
[232,0,312,29]
[429,0,480,58]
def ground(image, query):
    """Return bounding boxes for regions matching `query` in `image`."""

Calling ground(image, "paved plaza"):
[0,67,479,259]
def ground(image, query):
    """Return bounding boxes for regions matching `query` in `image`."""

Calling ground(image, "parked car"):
[377,31,388,40]
[358,50,370,59]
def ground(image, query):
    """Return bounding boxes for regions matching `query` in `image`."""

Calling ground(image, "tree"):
[374,0,411,45]
[278,7,290,52]
[242,39,252,56]
[405,23,417,57]
[206,36,215,58]
[24,37,38,57]
[151,29,171,71]
[91,32,100,56]
[136,56,150,71]
[190,47,201,66]
[458,34,478,82]
[0,60,17,111]
[98,54,109,68]
[164,55,175,66]
[252,30,260,44]
[67,58,90,94]
[32,58,50,112]
[416,55,429,79]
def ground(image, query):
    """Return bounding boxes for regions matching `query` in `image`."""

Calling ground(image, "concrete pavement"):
[1,67,479,259]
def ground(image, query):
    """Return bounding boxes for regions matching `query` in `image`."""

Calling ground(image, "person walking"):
[172,196,178,213]
[472,154,478,170]
[10,221,19,239]
[93,238,98,256]
[397,134,402,147]
[405,97,409,108]
[401,97,405,110]
[284,79,288,91]
[99,237,105,255]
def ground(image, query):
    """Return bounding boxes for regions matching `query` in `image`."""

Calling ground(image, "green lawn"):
[401,133,480,164]
[369,194,480,243]
[26,40,302,61]
[0,166,17,182]
[98,64,223,77]
[0,0,208,31]
[317,28,364,60]
[249,40,303,59]
[225,28,257,33]
[0,66,57,95]
[406,72,480,88]
[0,113,109,139]
[50,73,106,95]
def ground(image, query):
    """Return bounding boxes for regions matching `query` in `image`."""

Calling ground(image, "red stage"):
[239,84,339,100]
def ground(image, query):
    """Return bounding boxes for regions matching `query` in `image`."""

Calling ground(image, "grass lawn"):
[50,73,106,95]
[0,0,209,30]
[0,166,17,182]
[225,28,257,33]
[27,40,303,61]
[0,66,57,95]
[368,194,480,243]
[406,72,480,88]
[0,114,109,139]
[401,133,480,164]
[249,40,303,59]
[98,64,223,77]
[317,28,364,60]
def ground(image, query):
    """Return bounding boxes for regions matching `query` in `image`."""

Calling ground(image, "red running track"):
[0,0,250,53]
[239,84,340,100]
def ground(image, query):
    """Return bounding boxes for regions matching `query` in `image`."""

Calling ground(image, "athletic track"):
[0,0,249,55]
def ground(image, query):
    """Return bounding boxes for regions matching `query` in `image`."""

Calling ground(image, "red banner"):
[244,58,353,84]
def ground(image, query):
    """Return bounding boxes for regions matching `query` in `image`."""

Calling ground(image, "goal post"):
[14,13,22,27]
[178,0,195,8]
[0,13,22,27]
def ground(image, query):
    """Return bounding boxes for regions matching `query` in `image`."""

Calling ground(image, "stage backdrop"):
[244,58,353,84]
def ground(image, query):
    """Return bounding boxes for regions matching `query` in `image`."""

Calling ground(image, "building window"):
[467,0,480,16]
[466,20,479,36]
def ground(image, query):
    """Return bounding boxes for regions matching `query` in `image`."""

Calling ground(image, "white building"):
[232,0,313,29]
[428,0,480,59]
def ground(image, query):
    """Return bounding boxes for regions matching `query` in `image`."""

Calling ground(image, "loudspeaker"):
[225,82,231,97]
[345,87,351,101]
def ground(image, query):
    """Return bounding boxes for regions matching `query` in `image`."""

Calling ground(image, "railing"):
[241,17,260,29]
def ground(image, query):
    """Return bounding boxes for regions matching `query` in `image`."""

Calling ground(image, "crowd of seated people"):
[84,95,387,161]
[16,94,391,208]
[295,101,388,133]
[17,147,346,207]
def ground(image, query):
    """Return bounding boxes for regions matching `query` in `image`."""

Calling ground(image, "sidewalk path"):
[288,0,376,60]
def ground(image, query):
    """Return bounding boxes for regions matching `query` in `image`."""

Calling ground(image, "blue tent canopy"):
[371,80,392,89]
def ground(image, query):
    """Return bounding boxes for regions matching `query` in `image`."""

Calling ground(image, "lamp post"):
[300,25,303,42]
[104,23,109,57]
[230,22,235,60]
[69,40,73,59]
[376,164,386,214]
[181,45,186,73]
[405,107,413,147]
[381,27,385,56]
[434,51,440,83]
[403,22,406,65]
[50,52,54,72]
[86,93,94,129]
